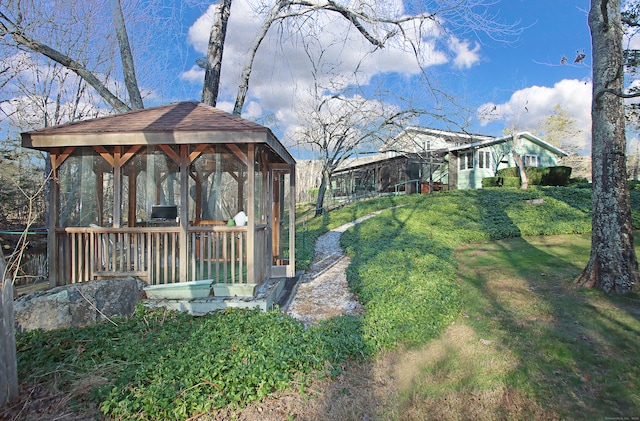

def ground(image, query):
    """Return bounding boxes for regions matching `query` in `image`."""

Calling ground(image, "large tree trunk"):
[315,168,330,217]
[109,0,144,110]
[511,150,529,190]
[202,0,232,107]
[575,0,639,293]
[0,252,18,407]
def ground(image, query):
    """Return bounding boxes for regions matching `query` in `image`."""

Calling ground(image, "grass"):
[340,187,597,351]
[7,186,640,420]
[373,234,640,420]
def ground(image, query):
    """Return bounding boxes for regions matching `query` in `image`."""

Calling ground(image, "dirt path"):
[286,210,387,325]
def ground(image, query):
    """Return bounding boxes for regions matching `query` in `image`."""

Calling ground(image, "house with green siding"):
[331,127,568,197]
[444,130,569,189]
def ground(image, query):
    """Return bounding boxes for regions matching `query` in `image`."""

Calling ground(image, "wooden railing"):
[56,226,249,286]
[187,226,247,284]
[57,227,179,284]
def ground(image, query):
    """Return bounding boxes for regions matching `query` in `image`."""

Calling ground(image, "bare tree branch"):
[0,12,130,113]
[230,0,456,115]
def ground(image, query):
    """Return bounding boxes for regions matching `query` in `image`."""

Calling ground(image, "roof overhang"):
[21,102,296,165]
[447,131,569,157]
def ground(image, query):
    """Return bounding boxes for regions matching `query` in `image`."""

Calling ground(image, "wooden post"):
[272,172,281,261]
[0,252,19,406]
[247,144,255,284]
[128,165,137,227]
[48,154,59,287]
[287,164,296,278]
[179,145,189,282]
[113,147,122,228]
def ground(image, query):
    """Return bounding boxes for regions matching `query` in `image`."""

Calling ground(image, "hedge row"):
[484,166,572,188]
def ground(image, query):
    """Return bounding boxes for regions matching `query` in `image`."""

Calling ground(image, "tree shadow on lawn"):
[309,193,638,420]
[289,193,639,420]
[231,230,640,421]
[454,234,640,420]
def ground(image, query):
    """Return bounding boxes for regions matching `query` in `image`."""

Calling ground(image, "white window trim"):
[478,150,493,171]
[459,151,474,171]
[522,154,539,167]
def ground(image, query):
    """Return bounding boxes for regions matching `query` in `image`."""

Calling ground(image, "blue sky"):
[466,0,593,148]
[0,0,613,156]
[166,0,599,156]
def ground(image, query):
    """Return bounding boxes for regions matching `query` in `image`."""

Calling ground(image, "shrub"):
[498,167,519,178]
[569,177,590,186]
[308,187,319,201]
[502,176,521,188]
[540,166,572,186]
[498,166,572,186]
[482,176,520,188]
[482,177,502,187]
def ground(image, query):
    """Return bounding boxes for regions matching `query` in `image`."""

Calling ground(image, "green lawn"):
[377,234,640,420]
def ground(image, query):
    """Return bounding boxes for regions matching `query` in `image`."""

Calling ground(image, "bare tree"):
[0,0,187,113]
[511,150,529,190]
[196,0,521,115]
[575,0,640,293]
[3,0,520,120]
[295,95,417,215]
[289,44,420,215]
[0,171,47,407]
[0,2,131,112]
[1,53,103,130]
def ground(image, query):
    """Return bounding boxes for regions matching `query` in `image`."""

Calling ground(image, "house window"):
[522,154,539,167]
[459,151,474,171]
[478,150,493,170]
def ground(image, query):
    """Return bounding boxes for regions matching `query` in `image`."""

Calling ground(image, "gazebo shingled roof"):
[23,101,295,164]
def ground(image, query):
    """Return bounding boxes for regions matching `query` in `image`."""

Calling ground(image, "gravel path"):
[286,210,387,326]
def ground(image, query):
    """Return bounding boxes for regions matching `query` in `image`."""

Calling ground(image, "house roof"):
[397,127,495,143]
[391,128,568,157]
[447,131,569,157]
[335,129,568,173]
[335,152,404,172]
[21,101,295,164]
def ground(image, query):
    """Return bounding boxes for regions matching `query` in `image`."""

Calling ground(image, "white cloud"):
[243,101,263,120]
[449,37,481,69]
[180,0,475,136]
[180,65,205,83]
[477,79,592,152]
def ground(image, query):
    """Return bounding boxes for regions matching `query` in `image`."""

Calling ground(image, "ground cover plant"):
[12,307,367,420]
[5,186,640,419]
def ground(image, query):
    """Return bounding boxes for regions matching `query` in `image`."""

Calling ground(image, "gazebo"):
[21,102,296,297]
